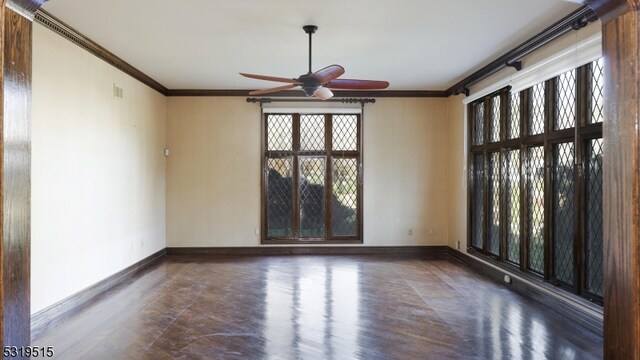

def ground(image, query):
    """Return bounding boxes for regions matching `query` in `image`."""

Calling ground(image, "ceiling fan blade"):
[325,79,390,90]
[240,72,301,84]
[311,65,345,84]
[249,84,298,96]
[313,87,334,100]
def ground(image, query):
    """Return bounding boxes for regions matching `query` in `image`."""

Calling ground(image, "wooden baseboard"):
[31,249,167,340]
[166,245,450,257]
[448,248,603,335]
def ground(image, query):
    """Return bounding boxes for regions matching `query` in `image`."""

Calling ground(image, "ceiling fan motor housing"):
[298,74,321,96]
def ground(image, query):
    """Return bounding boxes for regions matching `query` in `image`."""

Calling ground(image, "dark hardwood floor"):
[33,255,603,359]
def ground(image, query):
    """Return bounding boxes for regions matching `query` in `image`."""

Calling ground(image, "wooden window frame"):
[467,61,604,305]
[262,113,363,244]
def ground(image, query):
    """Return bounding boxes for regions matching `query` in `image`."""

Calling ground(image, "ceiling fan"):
[240,25,389,100]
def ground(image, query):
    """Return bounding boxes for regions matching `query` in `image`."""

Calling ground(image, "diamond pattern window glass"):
[267,114,293,151]
[556,69,577,130]
[590,58,605,124]
[505,149,521,264]
[266,157,293,238]
[472,154,484,249]
[488,152,500,255]
[552,142,575,286]
[585,138,604,296]
[489,96,501,142]
[264,113,361,243]
[299,157,326,238]
[527,146,545,274]
[529,83,545,135]
[468,64,605,304]
[300,115,325,151]
[332,158,358,237]
[509,92,521,139]
[474,102,485,145]
[332,115,358,151]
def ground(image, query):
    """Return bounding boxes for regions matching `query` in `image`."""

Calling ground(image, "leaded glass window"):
[585,138,604,296]
[487,152,500,255]
[467,59,604,304]
[552,142,575,286]
[529,83,545,135]
[527,146,545,274]
[264,113,361,243]
[505,149,521,264]
[556,69,576,130]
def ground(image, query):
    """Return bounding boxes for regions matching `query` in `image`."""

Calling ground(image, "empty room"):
[0,0,638,359]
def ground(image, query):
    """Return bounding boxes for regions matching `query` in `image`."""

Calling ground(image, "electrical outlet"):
[504,275,512,284]
[255,228,259,235]
[429,228,435,235]
[408,228,413,236]
[140,241,144,247]
[457,241,461,250]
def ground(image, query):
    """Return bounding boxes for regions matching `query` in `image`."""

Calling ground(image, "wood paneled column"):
[0,0,45,355]
[578,0,640,358]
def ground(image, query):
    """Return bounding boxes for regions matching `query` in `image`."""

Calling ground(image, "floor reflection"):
[33,257,603,359]
[265,261,360,360]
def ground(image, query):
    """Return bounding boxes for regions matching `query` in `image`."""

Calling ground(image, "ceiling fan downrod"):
[303,25,317,74]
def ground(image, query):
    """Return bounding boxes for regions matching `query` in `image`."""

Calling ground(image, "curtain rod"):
[246,97,375,106]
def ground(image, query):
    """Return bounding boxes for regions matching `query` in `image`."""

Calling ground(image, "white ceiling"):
[41,0,580,91]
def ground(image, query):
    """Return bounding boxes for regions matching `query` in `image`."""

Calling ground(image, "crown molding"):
[34,9,169,95]
[166,89,448,98]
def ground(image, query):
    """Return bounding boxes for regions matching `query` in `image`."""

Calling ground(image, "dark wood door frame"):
[0,0,46,355]
[576,0,640,358]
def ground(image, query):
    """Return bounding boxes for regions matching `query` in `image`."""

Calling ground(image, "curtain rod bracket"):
[505,60,522,71]
[246,98,272,105]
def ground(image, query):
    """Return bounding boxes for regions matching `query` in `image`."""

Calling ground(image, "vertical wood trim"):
[260,109,266,242]
[357,112,363,241]
[0,3,5,347]
[1,6,32,351]
[466,104,473,250]
[602,8,640,359]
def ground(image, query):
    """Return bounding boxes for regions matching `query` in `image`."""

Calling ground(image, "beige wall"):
[446,95,467,251]
[166,97,260,246]
[166,97,450,247]
[31,24,167,314]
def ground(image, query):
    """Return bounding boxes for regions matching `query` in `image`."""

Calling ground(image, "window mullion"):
[325,114,332,240]
[519,143,526,271]
[293,114,301,239]
[543,79,552,280]
[575,65,587,295]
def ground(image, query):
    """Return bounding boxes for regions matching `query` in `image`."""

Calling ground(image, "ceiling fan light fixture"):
[301,85,320,97]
